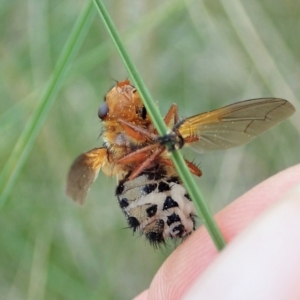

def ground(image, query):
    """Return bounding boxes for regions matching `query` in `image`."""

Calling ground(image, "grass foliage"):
[0,0,299,299]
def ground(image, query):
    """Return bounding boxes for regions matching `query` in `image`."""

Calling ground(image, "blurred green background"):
[1,0,300,299]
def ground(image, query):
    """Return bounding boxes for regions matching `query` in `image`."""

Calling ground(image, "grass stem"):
[0,1,95,208]
[93,0,226,250]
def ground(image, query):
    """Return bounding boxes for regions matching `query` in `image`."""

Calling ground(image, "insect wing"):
[178,98,295,152]
[66,148,107,204]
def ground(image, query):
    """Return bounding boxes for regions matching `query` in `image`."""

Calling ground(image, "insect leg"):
[128,146,165,180]
[164,103,179,126]
[159,158,202,177]
[118,119,158,140]
[116,144,158,164]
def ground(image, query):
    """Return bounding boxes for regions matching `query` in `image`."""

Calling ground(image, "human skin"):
[134,164,300,300]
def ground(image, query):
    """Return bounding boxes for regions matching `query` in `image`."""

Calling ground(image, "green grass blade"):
[0,1,95,208]
[93,0,226,250]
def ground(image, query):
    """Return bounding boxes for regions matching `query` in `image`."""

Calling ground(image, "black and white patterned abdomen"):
[116,171,196,246]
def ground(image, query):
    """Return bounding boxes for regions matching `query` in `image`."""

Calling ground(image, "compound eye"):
[98,102,109,119]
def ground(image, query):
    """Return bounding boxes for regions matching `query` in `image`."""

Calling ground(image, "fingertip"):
[216,163,300,239]
[184,185,300,299]
[147,164,300,300]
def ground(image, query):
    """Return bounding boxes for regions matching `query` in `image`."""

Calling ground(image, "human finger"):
[184,186,300,300]
[135,164,300,300]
